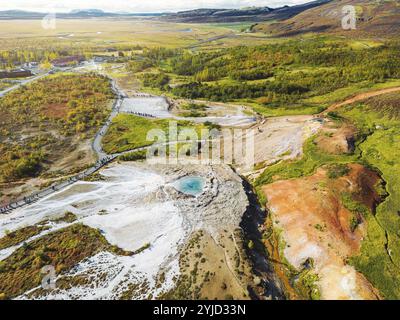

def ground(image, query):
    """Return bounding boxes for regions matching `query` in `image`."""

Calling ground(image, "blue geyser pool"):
[174,176,205,196]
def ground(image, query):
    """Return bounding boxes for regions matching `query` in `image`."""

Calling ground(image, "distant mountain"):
[0,10,46,20]
[0,2,332,22]
[160,1,332,23]
[0,9,161,20]
[70,9,105,14]
[252,0,400,37]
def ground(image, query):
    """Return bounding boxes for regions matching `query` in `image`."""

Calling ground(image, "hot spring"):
[174,176,205,196]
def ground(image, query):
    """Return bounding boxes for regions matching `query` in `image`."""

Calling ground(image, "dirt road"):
[322,86,400,114]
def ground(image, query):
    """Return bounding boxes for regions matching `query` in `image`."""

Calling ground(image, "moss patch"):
[102,114,204,154]
[0,224,131,299]
[0,225,50,251]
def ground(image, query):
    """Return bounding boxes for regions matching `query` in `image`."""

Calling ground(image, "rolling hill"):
[160,1,332,23]
[252,0,400,37]
[0,9,160,20]
[0,2,333,24]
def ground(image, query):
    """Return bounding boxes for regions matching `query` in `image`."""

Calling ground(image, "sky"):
[0,0,311,13]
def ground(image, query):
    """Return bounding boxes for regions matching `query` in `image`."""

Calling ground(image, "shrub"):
[119,150,147,161]
[327,164,350,179]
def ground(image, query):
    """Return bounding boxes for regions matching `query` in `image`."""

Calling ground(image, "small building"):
[23,62,39,68]
[0,69,33,79]
[51,55,85,68]
[93,55,115,63]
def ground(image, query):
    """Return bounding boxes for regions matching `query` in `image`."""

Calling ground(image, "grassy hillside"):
[161,1,331,23]
[253,0,400,37]
[136,39,400,116]
[255,92,400,299]
[0,73,113,185]
[339,94,400,299]
[0,223,130,299]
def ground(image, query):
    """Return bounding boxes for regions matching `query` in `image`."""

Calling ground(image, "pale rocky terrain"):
[0,162,261,299]
[240,116,323,176]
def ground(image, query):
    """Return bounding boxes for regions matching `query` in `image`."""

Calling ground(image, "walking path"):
[0,75,127,213]
[322,86,400,114]
[0,73,208,214]
[4,71,399,214]
[92,80,127,159]
[0,72,51,98]
[0,138,211,214]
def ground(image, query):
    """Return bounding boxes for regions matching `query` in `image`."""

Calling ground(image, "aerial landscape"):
[1,0,400,302]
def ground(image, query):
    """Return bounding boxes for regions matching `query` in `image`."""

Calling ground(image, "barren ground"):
[238,115,322,176]
[0,162,263,300]
[263,164,381,300]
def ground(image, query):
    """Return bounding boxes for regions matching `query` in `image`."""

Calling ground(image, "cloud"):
[0,0,311,13]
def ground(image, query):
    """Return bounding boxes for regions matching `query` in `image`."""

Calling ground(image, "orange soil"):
[42,103,69,119]
[315,122,357,155]
[262,164,381,300]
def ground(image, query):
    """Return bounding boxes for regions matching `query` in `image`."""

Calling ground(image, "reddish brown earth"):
[262,163,381,300]
[260,117,382,299]
[254,0,400,38]
[315,121,357,155]
[42,103,69,119]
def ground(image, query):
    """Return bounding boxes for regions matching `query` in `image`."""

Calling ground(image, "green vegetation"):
[249,103,324,117]
[255,136,358,188]
[341,192,369,232]
[0,224,131,299]
[134,39,400,116]
[327,164,350,179]
[127,60,154,73]
[314,224,326,232]
[0,80,13,91]
[247,240,255,250]
[272,227,320,300]
[83,172,106,182]
[0,225,50,250]
[51,212,78,224]
[257,92,400,299]
[119,150,147,161]
[303,79,400,107]
[0,74,113,184]
[141,72,170,90]
[3,20,400,301]
[296,270,321,300]
[132,243,151,255]
[341,192,369,217]
[338,97,400,300]
[179,103,208,117]
[0,47,87,70]
[102,114,204,154]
